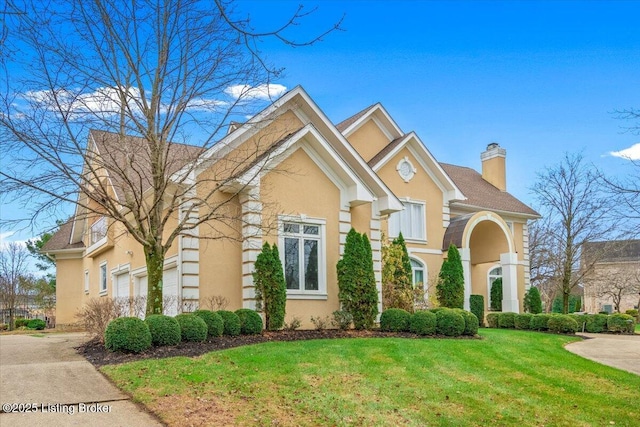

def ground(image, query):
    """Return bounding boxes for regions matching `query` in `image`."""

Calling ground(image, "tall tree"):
[531,153,619,314]
[436,244,464,309]
[381,235,413,312]
[0,0,340,315]
[0,242,31,330]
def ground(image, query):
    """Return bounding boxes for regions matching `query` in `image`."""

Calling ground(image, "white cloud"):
[0,231,28,251]
[224,84,287,101]
[610,143,640,160]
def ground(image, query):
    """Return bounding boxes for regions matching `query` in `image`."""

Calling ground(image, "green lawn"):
[102,329,640,426]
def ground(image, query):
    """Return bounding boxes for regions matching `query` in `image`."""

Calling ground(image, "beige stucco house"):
[43,86,539,327]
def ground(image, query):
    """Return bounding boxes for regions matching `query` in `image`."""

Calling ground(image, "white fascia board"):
[450,203,542,220]
[371,132,465,201]
[292,90,403,214]
[175,87,307,181]
[341,104,404,140]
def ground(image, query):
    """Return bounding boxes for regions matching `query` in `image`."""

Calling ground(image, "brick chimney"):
[481,143,506,191]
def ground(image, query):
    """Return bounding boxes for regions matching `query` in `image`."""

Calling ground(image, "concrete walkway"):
[566,333,640,376]
[0,333,162,426]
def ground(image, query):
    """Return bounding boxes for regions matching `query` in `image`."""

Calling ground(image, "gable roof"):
[583,239,640,263]
[367,136,405,168]
[335,104,377,133]
[41,219,84,252]
[440,163,540,217]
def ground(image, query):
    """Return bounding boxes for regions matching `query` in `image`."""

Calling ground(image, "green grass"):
[635,323,640,334]
[102,329,640,426]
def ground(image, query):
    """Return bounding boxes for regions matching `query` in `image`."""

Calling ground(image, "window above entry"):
[389,200,426,242]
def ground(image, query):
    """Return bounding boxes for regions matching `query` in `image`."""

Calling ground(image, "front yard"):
[102,329,640,426]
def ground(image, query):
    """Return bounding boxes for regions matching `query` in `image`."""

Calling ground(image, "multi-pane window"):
[282,222,321,292]
[389,201,426,240]
[99,262,108,293]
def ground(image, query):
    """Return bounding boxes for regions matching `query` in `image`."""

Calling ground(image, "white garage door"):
[114,272,130,299]
[163,267,179,316]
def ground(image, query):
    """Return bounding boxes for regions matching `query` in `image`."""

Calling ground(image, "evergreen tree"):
[253,242,286,330]
[523,286,542,314]
[393,233,412,282]
[382,236,413,312]
[436,244,465,308]
[490,278,503,311]
[337,228,378,330]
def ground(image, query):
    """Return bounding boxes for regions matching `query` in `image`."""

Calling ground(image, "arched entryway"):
[443,211,519,312]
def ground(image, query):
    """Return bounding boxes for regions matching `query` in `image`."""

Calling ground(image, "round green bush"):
[585,314,608,333]
[625,309,639,320]
[548,315,578,334]
[104,317,152,353]
[607,313,635,334]
[514,313,533,330]
[27,319,46,330]
[380,308,411,332]
[193,310,224,337]
[453,309,479,336]
[175,313,208,342]
[145,314,181,346]
[409,310,436,336]
[486,312,500,328]
[428,307,446,314]
[14,318,29,328]
[435,308,465,337]
[570,314,587,332]
[216,310,241,337]
[235,309,263,335]
[530,314,552,331]
[498,312,516,329]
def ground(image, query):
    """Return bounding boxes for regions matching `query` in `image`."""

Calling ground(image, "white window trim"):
[410,257,426,289]
[389,198,427,243]
[278,215,327,300]
[111,264,131,299]
[84,270,90,294]
[99,261,108,296]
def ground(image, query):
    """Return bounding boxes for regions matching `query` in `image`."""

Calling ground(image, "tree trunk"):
[145,244,166,316]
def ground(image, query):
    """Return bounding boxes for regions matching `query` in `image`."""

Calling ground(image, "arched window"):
[488,265,502,308]
[410,258,425,288]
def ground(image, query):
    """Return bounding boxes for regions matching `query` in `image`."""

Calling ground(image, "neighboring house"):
[583,240,640,313]
[42,86,539,327]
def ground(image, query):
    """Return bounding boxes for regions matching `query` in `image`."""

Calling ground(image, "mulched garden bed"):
[78,329,480,367]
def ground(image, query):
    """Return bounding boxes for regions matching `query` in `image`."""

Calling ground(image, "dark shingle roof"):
[335,104,377,133]
[440,163,540,217]
[41,219,84,252]
[367,136,405,168]
[583,240,640,263]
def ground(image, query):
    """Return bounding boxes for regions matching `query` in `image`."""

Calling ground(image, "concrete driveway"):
[0,333,162,427]
[566,333,640,376]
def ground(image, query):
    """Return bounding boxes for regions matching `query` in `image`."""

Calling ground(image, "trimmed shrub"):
[498,312,516,329]
[337,229,379,330]
[530,314,552,331]
[332,310,353,330]
[217,310,241,336]
[253,243,287,331]
[625,309,639,321]
[14,318,29,328]
[453,309,479,336]
[235,309,263,335]
[585,314,608,333]
[490,278,503,312]
[436,245,465,309]
[175,314,208,342]
[380,308,411,332]
[486,312,500,328]
[570,314,587,332]
[548,315,578,334]
[409,310,437,336]
[514,313,533,330]
[104,317,152,353]
[607,313,635,334]
[469,295,485,327]
[194,310,224,337]
[145,315,181,346]
[27,319,46,330]
[428,307,446,314]
[435,308,465,337]
[523,287,543,314]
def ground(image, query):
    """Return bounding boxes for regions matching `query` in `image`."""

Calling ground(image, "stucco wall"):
[346,119,391,163]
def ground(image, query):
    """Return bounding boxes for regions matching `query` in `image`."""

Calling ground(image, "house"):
[43,87,540,327]
[582,240,640,313]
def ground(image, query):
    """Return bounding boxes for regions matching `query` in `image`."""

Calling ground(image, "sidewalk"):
[0,333,162,427]
[566,333,640,376]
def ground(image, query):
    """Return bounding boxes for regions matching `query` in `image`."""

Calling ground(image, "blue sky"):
[2,0,640,255]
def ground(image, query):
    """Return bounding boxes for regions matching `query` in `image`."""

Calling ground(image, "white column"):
[240,186,262,310]
[500,252,520,313]
[459,247,472,311]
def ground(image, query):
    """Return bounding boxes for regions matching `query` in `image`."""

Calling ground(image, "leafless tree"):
[587,267,640,313]
[0,242,32,329]
[0,0,341,315]
[531,153,622,314]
